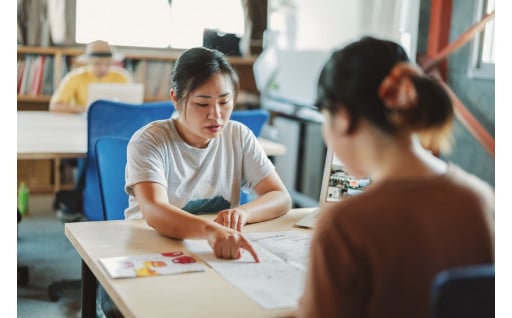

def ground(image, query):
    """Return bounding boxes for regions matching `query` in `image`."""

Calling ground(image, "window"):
[468,0,495,79]
[75,0,245,49]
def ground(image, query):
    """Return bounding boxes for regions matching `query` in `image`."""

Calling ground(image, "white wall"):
[267,0,420,58]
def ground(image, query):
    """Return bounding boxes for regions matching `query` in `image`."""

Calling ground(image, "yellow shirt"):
[50,65,132,111]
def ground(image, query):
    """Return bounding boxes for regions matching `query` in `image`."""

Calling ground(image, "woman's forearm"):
[141,201,219,239]
[240,190,291,224]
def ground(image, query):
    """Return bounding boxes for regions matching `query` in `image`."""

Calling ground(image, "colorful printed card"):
[99,251,205,279]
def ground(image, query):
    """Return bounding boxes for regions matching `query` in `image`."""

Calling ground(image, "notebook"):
[87,83,145,107]
[295,148,371,228]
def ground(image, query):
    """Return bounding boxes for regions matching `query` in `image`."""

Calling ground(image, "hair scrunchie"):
[378,62,423,110]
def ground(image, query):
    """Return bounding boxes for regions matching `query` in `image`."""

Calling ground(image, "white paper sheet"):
[246,230,311,270]
[184,230,311,310]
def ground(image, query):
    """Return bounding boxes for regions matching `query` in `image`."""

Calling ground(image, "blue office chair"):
[430,264,495,318]
[95,136,130,221]
[83,99,174,221]
[230,109,270,204]
[94,110,272,217]
[95,136,134,316]
[49,100,174,301]
[230,109,269,137]
[89,107,268,219]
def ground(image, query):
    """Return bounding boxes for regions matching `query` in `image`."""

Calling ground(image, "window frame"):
[468,0,495,80]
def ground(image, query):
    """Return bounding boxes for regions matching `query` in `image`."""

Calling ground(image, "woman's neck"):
[365,133,447,183]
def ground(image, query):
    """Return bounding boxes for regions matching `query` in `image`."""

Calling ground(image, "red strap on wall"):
[423,1,495,159]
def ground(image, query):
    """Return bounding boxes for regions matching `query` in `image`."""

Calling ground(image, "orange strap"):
[439,81,495,158]
[421,10,495,159]
[423,10,495,73]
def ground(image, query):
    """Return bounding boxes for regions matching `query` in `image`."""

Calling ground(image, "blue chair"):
[95,136,134,316]
[230,109,269,137]
[83,99,174,221]
[430,264,495,318]
[49,101,174,302]
[230,109,270,204]
[93,108,271,217]
[95,136,130,220]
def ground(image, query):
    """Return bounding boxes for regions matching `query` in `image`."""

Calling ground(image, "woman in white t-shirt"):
[125,47,292,262]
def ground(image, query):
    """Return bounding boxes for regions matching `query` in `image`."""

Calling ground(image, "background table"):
[18,111,87,192]
[17,111,87,159]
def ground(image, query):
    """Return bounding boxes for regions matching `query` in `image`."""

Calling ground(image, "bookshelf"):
[17,46,259,110]
[18,46,80,110]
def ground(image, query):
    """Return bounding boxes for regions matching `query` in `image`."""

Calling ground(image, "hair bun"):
[378,62,423,110]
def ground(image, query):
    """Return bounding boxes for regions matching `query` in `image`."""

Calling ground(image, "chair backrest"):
[95,136,130,220]
[83,99,174,221]
[430,264,495,318]
[230,109,269,137]
[229,109,270,204]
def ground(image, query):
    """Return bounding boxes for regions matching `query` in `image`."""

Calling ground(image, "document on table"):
[184,230,311,310]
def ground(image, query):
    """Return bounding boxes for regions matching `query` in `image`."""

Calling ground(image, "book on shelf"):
[60,56,69,80]
[29,55,45,96]
[126,59,173,99]
[99,251,205,279]
[17,59,26,93]
[145,60,172,98]
[131,59,147,86]
[19,54,36,95]
[41,56,54,95]
[18,53,57,97]
[155,61,174,97]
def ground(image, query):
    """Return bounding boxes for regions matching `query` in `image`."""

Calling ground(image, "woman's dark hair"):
[170,47,240,104]
[316,36,454,152]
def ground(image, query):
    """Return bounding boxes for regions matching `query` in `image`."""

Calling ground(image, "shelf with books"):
[126,58,174,101]
[17,46,81,110]
[17,46,259,111]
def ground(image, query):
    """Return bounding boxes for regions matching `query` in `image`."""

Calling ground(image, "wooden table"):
[65,208,314,318]
[258,137,287,156]
[17,111,286,192]
[17,111,87,159]
[17,111,87,192]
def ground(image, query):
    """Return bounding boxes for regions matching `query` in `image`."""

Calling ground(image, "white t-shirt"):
[124,118,275,219]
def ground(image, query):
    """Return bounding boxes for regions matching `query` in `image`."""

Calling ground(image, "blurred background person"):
[49,40,132,113]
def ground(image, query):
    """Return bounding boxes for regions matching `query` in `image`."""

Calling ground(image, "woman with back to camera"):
[297,37,494,317]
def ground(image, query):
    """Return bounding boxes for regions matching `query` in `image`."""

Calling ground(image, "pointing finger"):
[240,237,260,263]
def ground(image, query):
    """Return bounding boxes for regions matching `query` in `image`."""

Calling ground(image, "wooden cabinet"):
[17,46,259,111]
[17,159,54,193]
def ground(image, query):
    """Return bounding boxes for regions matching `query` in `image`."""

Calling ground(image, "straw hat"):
[76,40,124,63]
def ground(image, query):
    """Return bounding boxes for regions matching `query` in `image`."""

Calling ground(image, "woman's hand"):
[206,224,259,263]
[214,208,248,232]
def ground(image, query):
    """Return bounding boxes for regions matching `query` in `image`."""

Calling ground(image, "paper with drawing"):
[184,230,311,310]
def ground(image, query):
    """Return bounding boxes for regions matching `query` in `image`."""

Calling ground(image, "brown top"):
[298,164,494,318]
